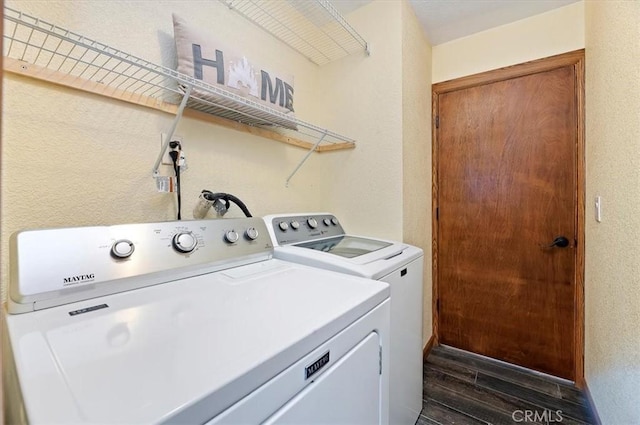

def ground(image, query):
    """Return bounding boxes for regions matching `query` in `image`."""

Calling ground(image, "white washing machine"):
[3,217,391,424]
[263,213,424,425]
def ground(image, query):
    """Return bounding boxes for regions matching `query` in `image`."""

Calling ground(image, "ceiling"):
[332,0,579,45]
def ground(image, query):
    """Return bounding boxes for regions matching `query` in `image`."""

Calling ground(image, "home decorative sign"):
[172,14,296,129]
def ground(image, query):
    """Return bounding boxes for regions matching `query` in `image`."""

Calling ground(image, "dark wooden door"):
[435,61,581,380]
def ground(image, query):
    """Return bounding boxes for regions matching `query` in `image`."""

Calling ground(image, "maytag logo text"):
[63,274,95,286]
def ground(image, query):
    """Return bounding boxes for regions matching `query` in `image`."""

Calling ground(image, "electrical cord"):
[169,146,181,220]
[201,190,253,217]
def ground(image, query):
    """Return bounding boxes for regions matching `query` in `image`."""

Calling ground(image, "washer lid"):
[5,259,389,424]
[273,242,423,280]
[295,236,393,258]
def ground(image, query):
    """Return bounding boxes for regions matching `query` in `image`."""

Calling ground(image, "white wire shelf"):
[2,6,356,152]
[220,0,370,66]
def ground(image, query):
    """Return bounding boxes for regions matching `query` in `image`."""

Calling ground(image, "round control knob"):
[307,217,318,229]
[111,239,134,259]
[245,227,259,241]
[172,232,198,253]
[290,220,300,230]
[331,217,339,225]
[225,230,240,244]
[278,221,289,231]
[323,218,331,226]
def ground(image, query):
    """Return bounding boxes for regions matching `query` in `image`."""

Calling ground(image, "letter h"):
[192,44,224,84]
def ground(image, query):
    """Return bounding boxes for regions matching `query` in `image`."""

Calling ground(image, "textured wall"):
[584,1,640,422]
[312,1,404,239]
[401,1,433,346]
[432,1,585,83]
[1,1,409,301]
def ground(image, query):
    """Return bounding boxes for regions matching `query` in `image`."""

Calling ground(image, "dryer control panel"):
[268,214,345,245]
[9,217,273,313]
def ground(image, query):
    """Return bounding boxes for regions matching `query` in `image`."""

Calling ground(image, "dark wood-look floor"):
[416,345,598,425]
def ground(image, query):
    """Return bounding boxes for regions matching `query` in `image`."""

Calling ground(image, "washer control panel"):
[269,214,345,245]
[9,217,273,312]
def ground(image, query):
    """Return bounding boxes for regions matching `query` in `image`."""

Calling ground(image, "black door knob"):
[548,236,570,248]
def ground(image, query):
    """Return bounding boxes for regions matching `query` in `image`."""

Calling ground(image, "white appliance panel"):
[382,257,424,425]
[263,333,381,425]
[262,213,425,425]
[209,301,389,424]
[5,260,389,424]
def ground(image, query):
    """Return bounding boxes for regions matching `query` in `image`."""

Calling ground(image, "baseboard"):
[582,381,602,425]
[423,335,436,361]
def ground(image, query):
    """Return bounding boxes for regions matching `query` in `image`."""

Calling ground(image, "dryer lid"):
[4,260,389,424]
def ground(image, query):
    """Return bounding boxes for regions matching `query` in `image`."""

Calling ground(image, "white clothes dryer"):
[263,213,424,425]
[3,217,390,424]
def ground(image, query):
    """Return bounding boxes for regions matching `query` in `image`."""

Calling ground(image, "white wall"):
[1,1,416,300]
[432,1,585,83]
[584,1,640,422]
[401,1,433,346]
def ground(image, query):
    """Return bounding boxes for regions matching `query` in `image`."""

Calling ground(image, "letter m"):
[261,71,286,109]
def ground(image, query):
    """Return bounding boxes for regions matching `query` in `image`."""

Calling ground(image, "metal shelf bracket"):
[152,84,193,177]
[285,130,327,187]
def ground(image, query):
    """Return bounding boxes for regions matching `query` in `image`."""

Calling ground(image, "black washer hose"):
[202,190,253,218]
